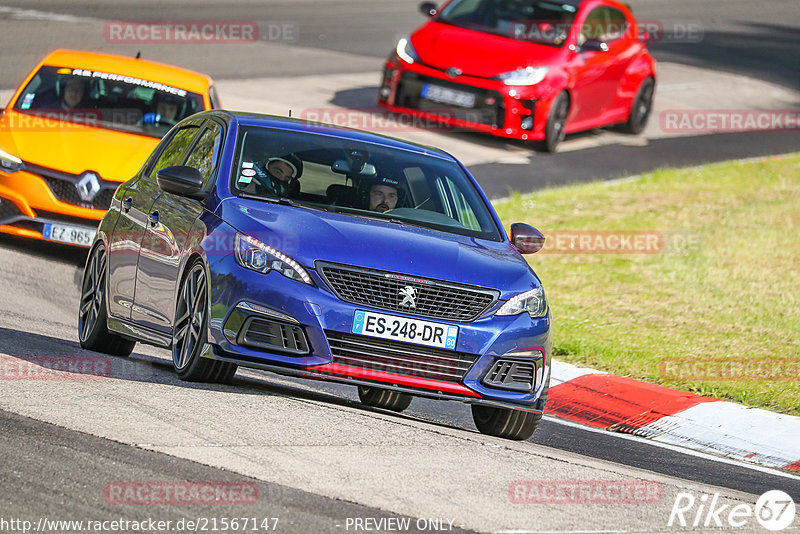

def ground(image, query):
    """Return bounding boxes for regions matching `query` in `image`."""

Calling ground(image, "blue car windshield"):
[231,126,502,242]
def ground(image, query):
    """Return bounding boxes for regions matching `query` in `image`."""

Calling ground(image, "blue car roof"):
[206,110,455,161]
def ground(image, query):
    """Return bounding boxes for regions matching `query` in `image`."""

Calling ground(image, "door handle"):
[148,211,159,227]
[122,198,132,213]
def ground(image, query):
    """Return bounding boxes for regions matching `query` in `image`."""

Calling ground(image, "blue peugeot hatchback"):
[78,110,552,440]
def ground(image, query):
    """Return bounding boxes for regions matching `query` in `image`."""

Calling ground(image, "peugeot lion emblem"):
[76,172,101,202]
[399,286,417,308]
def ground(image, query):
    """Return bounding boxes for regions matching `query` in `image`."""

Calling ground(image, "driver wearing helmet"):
[246,153,303,198]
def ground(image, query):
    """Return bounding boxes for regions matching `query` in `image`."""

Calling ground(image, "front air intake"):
[482,358,537,392]
[238,317,310,355]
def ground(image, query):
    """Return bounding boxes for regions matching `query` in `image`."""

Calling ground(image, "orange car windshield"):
[12,66,205,138]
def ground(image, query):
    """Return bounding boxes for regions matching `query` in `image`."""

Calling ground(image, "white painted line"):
[0,6,91,23]
[637,402,800,468]
[549,359,606,386]
[602,174,642,186]
[544,415,800,482]
[495,531,626,534]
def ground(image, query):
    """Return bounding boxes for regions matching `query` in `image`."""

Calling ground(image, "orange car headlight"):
[0,148,23,173]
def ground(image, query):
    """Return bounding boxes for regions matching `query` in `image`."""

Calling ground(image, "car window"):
[148,126,200,180]
[231,126,502,241]
[184,122,223,186]
[12,66,206,138]
[606,8,629,40]
[209,85,222,109]
[438,0,578,46]
[579,7,629,45]
[442,0,482,19]
[437,176,482,231]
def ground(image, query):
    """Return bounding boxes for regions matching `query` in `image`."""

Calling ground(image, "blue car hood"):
[217,198,539,298]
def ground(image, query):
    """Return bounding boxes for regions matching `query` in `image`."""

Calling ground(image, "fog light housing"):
[520,116,534,130]
[482,349,544,393]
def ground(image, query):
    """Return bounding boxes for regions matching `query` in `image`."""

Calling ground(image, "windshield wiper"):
[325,204,406,224]
[237,192,336,212]
[237,192,296,205]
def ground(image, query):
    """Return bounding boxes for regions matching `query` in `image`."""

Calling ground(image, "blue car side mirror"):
[156,165,208,201]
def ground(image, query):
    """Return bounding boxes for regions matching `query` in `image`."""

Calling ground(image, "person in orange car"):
[0,49,220,247]
[58,77,89,110]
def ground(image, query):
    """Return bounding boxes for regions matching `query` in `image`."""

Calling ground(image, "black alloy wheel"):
[78,244,135,356]
[172,260,236,383]
[543,91,569,152]
[624,77,655,134]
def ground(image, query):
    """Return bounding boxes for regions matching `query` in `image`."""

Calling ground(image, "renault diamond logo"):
[445,67,462,78]
[76,172,101,202]
[399,286,417,308]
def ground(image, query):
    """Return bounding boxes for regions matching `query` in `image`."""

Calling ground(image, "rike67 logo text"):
[668,490,796,531]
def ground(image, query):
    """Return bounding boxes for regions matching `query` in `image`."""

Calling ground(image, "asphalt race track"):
[0,1,799,532]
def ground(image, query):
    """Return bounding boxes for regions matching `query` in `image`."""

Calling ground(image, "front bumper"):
[205,253,552,410]
[0,167,116,246]
[377,60,556,141]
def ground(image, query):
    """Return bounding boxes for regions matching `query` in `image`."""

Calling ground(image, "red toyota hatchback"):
[377,0,656,151]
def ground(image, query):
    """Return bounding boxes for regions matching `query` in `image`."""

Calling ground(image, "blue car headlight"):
[495,286,548,318]
[234,233,312,285]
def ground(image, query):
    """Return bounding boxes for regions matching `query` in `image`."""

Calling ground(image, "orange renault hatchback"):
[0,49,219,246]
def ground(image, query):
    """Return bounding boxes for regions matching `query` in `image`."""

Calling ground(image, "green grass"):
[493,154,800,415]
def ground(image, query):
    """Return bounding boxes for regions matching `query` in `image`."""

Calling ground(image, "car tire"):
[471,380,549,440]
[623,77,655,135]
[542,91,569,153]
[471,405,542,440]
[357,386,413,412]
[78,244,136,357]
[172,259,237,383]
